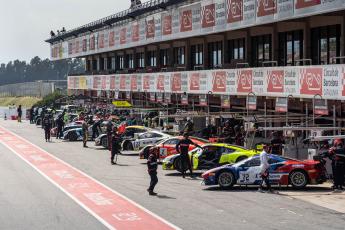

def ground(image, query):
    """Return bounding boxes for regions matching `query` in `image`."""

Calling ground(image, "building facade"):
[46,0,345,124]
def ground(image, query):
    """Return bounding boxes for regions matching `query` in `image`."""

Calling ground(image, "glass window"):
[147,51,157,67]
[111,57,116,70]
[191,44,204,69]
[164,139,179,145]
[208,41,223,68]
[173,47,185,65]
[137,52,145,68]
[251,35,271,67]
[160,49,169,67]
[229,38,245,62]
[116,55,124,70]
[126,54,134,69]
[279,30,303,66]
[311,25,341,65]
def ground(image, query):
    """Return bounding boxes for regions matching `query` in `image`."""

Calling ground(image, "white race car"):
[126,131,171,151]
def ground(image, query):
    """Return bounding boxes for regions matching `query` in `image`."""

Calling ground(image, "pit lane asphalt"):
[1,120,345,230]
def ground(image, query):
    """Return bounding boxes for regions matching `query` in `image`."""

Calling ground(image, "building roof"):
[45,0,186,44]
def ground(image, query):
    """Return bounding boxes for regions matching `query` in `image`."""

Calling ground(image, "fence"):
[0,81,64,97]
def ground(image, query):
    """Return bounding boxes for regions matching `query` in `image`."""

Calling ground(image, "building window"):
[147,51,157,67]
[137,52,145,68]
[126,54,134,69]
[229,38,245,62]
[278,30,303,66]
[92,59,97,71]
[111,57,116,70]
[116,55,124,70]
[173,47,185,66]
[160,49,169,67]
[311,25,341,65]
[99,57,104,70]
[251,35,272,67]
[208,41,223,68]
[191,44,203,69]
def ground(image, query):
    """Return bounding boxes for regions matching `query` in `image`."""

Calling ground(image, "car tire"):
[217,171,235,189]
[124,141,134,151]
[69,132,78,142]
[235,156,248,163]
[289,170,308,189]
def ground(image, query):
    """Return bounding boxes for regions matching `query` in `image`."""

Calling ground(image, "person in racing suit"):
[147,148,159,196]
[258,144,273,193]
[82,121,89,148]
[106,121,113,150]
[42,114,52,142]
[222,120,234,144]
[328,139,345,190]
[176,133,202,178]
[110,127,122,165]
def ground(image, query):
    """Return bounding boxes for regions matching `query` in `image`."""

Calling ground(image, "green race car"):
[162,143,259,172]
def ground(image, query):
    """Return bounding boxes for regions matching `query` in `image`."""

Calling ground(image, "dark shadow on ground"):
[202,185,334,193]
[156,195,176,199]
[164,172,202,177]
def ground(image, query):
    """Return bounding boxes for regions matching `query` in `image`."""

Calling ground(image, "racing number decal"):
[238,167,261,184]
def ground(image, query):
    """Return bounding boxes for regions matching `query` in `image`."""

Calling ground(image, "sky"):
[0,0,130,64]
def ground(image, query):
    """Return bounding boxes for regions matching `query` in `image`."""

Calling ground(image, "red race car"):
[139,136,209,160]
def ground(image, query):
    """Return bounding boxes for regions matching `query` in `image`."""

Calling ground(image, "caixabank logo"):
[146,19,155,39]
[157,75,165,91]
[300,68,323,95]
[267,70,284,93]
[131,75,138,91]
[180,10,193,32]
[295,0,320,9]
[227,0,243,23]
[212,71,227,93]
[190,73,200,91]
[202,3,215,28]
[171,73,182,92]
[237,70,253,93]
[162,15,172,35]
[257,0,277,17]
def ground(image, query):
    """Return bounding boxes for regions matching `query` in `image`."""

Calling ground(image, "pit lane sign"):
[112,101,132,108]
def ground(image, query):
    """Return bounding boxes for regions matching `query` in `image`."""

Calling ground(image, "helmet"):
[334,139,343,147]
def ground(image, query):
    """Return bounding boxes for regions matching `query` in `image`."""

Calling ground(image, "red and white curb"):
[0,126,180,230]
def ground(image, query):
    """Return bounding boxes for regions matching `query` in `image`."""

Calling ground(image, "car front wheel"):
[218,171,235,189]
[289,170,308,189]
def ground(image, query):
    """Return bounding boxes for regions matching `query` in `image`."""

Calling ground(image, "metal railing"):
[295,59,312,66]
[261,61,278,67]
[331,56,345,64]
[236,62,250,68]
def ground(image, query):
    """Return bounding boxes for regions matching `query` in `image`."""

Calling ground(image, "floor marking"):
[0,125,180,230]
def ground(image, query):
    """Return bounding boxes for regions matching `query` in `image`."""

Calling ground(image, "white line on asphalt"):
[0,126,182,230]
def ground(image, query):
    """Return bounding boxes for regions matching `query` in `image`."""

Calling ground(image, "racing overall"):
[147,150,158,194]
[259,150,271,191]
[176,138,201,178]
[56,116,64,139]
[110,133,122,164]
[82,122,88,148]
[106,122,113,150]
[43,117,52,142]
[333,148,345,189]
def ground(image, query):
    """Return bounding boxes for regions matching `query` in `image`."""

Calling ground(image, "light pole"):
[313,94,322,126]
[207,91,213,125]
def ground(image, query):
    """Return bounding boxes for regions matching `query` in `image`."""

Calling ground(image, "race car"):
[162,143,258,171]
[51,122,82,137]
[202,154,327,189]
[139,136,209,160]
[126,131,171,151]
[95,126,151,150]
[62,127,93,141]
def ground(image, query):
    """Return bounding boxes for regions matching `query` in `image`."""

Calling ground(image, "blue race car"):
[202,154,327,189]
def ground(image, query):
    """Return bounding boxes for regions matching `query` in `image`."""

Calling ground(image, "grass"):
[0,97,42,108]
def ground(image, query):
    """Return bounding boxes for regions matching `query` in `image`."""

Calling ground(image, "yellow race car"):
[162,143,259,172]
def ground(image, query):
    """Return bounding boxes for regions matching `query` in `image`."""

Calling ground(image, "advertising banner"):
[132,22,140,42]
[247,95,257,110]
[201,0,216,33]
[164,93,171,104]
[299,67,323,96]
[150,92,156,102]
[157,92,163,102]
[267,69,284,93]
[212,71,227,93]
[110,76,116,90]
[126,91,131,100]
[156,74,165,91]
[237,70,253,94]
[221,95,230,108]
[131,75,139,91]
[162,12,172,36]
[171,73,182,92]
[314,99,328,115]
[181,94,189,105]
[275,97,288,112]
[199,94,208,106]
[256,0,277,23]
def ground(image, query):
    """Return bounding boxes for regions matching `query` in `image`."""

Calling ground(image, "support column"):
[186,39,191,70]
[223,33,229,66]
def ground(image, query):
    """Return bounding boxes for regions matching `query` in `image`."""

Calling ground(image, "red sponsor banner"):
[171,73,182,92]
[295,0,320,9]
[212,71,227,93]
[221,95,230,108]
[110,76,116,90]
[120,28,127,45]
[157,93,163,102]
[164,93,171,104]
[132,23,139,42]
[300,68,323,95]
[146,19,155,39]
[143,75,150,90]
[93,76,101,89]
[101,76,107,90]
[82,39,87,52]
[180,10,193,32]
[237,70,253,93]
[257,0,277,17]
[199,95,208,106]
[157,75,165,91]
[89,36,95,50]
[109,31,115,47]
[267,70,284,93]
[202,4,215,28]
[162,15,172,35]
[190,73,200,91]
[150,93,156,102]
[181,94,188,105]
[131,75,138,91]
[75,40,80,53]
[98,33,105,49]
[120,75,126,90]
[227,0,243,23]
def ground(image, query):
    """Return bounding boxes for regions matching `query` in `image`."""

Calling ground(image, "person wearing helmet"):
[110,126,122,165]
[330,139,345,190]
[176,133,202,178]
